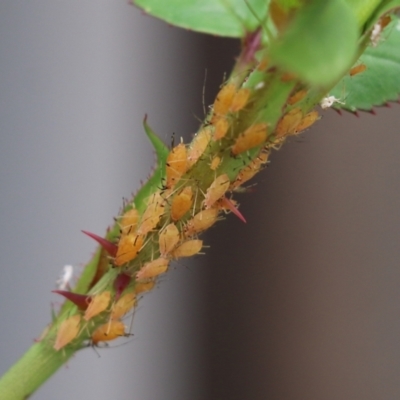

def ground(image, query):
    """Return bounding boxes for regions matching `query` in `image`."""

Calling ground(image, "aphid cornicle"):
[231,123,268,155]
[54,315,81,351]
[171,186,193,222]
[159,223,180,257]
[136,257,169,280]
[184,208,219,237]
[84,291,111,321]
[203,174,230,209]
[114,234,144,266]
[111,292,136,320]
[166,143,188,188]
[91,320,126,345]
[172,239,203,258]
[187,127,211,168]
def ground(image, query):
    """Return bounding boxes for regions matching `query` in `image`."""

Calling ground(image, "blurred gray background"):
[0,1,400,400]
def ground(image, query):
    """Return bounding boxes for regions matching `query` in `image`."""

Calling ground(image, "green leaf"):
[345,0,382,28]
[364,0,400,32]
[133,0,270,37]
[331,16,400,111]
[268,0,359,87]
[133,116,168,212]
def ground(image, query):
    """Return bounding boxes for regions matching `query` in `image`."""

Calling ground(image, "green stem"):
[0,341,76,400]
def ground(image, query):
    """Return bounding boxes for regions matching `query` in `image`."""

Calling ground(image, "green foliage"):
[132,0,269,37]
[268,1,358,87]
[331,16,400,111]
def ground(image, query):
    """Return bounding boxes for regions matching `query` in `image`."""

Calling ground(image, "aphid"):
[210,155,221,171]
[137,191,165,235]
[231,123,268,155]
[275,107,302,137]
[91,320,126,345]
[114,234,144,266]
[172,239,203,258]
[203,174,230,209]
[187,127,212,168]
[166,143,188,188]
[159,223,180,257]
[370,15,391,47]
[84,291,111,321]
[320,95,345,109]
[230,149,269,190]
[349,63,366,76]
[119,208,139,235]
[134,280,155,294]
[281,72,297,82]
[184,208,219,237]
[211,83,236,122]
[54,315,81,351]
[288,89,307,105]
[230,88,251,112]
[257,58,269,71]
[171,186,193,222]
[111,292,136,320]
[136,257,169,280]
[293,110,319,134]
[56,265,74,291]
[213,117,230,140]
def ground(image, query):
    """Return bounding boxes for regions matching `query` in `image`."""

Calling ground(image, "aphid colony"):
[53,78,323,350]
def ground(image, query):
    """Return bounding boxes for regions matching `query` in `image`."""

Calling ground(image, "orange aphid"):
[136,257,169,280]
[114,234,144,266]
[231,123,268,155]
[275,107,302,137]
[184,208,219,237]
[230,88,251,112]
[159,223,180,256]
[212,83,236,122]
[349,63,367,76]
[111,292,136,320]
[213,117,230,140]
[187,127,211,168]
[84,291,111,321]
[230,149,269,190]
[380,15,392,29]
[91,320,126,345]
[119,208,139,235]
[203,174,230,209]
[171,186,193,222]
[288,89,307,105]
[281,72,297,82]
[210,156,221,171]
[293,110,319,133]
[172,239,203,258]
[54,315,81,351]
[135,280,155,294]
[137,191,165,235]
[257,58,269,71]
[166,143,188,188]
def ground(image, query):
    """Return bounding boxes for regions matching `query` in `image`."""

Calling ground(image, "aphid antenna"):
[202,68,208,117]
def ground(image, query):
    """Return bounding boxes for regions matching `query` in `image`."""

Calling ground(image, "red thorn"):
[52,290,91,310]
[332,108,342,115]
[384,102,391,108]
[143,113,148,123]
[367,108,376,115]
[114,273,131,300]
[81,230,118,257]
[220,196,247,223]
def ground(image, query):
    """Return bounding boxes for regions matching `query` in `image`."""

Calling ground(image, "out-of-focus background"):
[0,2,400,399]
